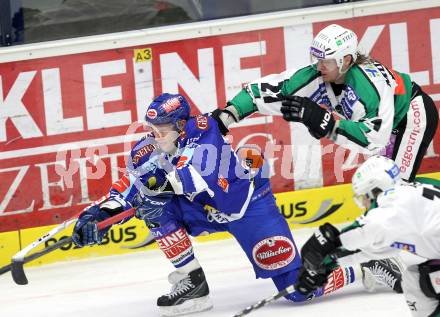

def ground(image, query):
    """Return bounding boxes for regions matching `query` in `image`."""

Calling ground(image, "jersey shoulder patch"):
[183,116,218,137]
[195,115,209,130]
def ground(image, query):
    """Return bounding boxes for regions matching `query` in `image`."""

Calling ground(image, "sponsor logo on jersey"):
[364,65,379,78]
[217,175,229,193]
[310,83,332,110]
[324,266,346,294]
[399,98,422,174]
[237,146,264,169]
[161,97,181,113]
[195,115,209,130]
[340,85,359,119]
[310,46,325,59]
[204,204,234,223]
[156,228,193,266]
[252,236,295,270]
[391,241,416,253]
[112,174,131,193]
[176,155,188,169]
[132,143,157,165]
[146,109,157,119]
[185,137,201,144]
[386,164,400,180]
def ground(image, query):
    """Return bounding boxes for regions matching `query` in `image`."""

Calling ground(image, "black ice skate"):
[361,258,403,293]
[157,267,213,317]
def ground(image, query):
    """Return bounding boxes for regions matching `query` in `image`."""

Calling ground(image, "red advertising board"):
[1,7,439,232]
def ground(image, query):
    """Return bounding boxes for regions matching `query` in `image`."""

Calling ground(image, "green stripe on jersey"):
[250,83,261,98]
[337,121,371,147]
[345,65,381,118]
[281,65,320,96]
[228,88,258,119]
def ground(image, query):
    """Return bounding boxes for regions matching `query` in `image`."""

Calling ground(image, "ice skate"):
[157,267,213,316]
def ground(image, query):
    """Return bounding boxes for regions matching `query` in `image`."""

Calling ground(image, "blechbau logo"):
[278,199,343,225]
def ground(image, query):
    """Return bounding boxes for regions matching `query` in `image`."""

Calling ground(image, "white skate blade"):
[361,266,391,292]
[361,266,377,292]
[158,295,213,317]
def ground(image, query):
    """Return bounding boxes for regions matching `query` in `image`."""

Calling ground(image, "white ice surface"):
[0,229,411,317]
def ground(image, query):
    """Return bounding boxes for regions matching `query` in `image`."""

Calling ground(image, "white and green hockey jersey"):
[228,61,412,153]
[338,180,440,265]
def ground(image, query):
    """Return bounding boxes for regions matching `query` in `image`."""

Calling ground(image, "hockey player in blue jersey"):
[71,93,395,316]
[72,93,308,315]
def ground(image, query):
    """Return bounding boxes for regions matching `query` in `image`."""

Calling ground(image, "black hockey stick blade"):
[10,208,135,285]
[11,261,27,285]
[232,285,295,317]
[11,237,72,285]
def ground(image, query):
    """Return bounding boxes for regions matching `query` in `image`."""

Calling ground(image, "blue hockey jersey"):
[167,114,270,221]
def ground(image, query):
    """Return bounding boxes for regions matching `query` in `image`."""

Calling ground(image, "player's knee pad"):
[419,260,440,300]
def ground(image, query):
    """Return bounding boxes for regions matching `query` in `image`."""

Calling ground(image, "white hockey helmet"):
[352,156,401,206]
[310,24,358,70]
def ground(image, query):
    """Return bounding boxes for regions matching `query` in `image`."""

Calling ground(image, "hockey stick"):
[10,208,135,285]
[121,231,156,249]
[232,285,295,317]
[232,263,359,317]
[0,217,79,279]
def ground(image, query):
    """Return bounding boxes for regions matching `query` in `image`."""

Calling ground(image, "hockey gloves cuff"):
[295,223,342,295]
[281,96,335,139]
[295,267,329,295]
[210,107,239,136]
[300,223,342,273]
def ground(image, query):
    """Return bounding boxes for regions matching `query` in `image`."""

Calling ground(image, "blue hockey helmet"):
[145,93,190,130]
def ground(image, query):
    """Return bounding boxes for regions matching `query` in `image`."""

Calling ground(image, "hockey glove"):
[280,96,335,139]
[295,266,329,295]
[134,192,174,221]
[301,223,341,272]
[72,205,111,247]
[209,107,239,136]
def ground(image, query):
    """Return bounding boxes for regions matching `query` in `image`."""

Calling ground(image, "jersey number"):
[422,186,440,200]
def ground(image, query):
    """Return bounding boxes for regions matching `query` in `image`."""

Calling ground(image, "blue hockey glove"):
[281,96,335,139]
[72,205,111,248]
[134,191,174,221]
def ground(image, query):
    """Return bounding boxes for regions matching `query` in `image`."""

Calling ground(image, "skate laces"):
[167,277,194,299]
[369,261,397,289]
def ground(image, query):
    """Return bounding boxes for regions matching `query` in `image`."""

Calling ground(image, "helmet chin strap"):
[335,60,353,83]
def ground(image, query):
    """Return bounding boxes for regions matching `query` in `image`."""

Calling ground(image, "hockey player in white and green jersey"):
[297,155,440,316]
[214,24,438,182]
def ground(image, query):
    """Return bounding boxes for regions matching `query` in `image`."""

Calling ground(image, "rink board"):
[1,2,440,234]
[1,171,438,269]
